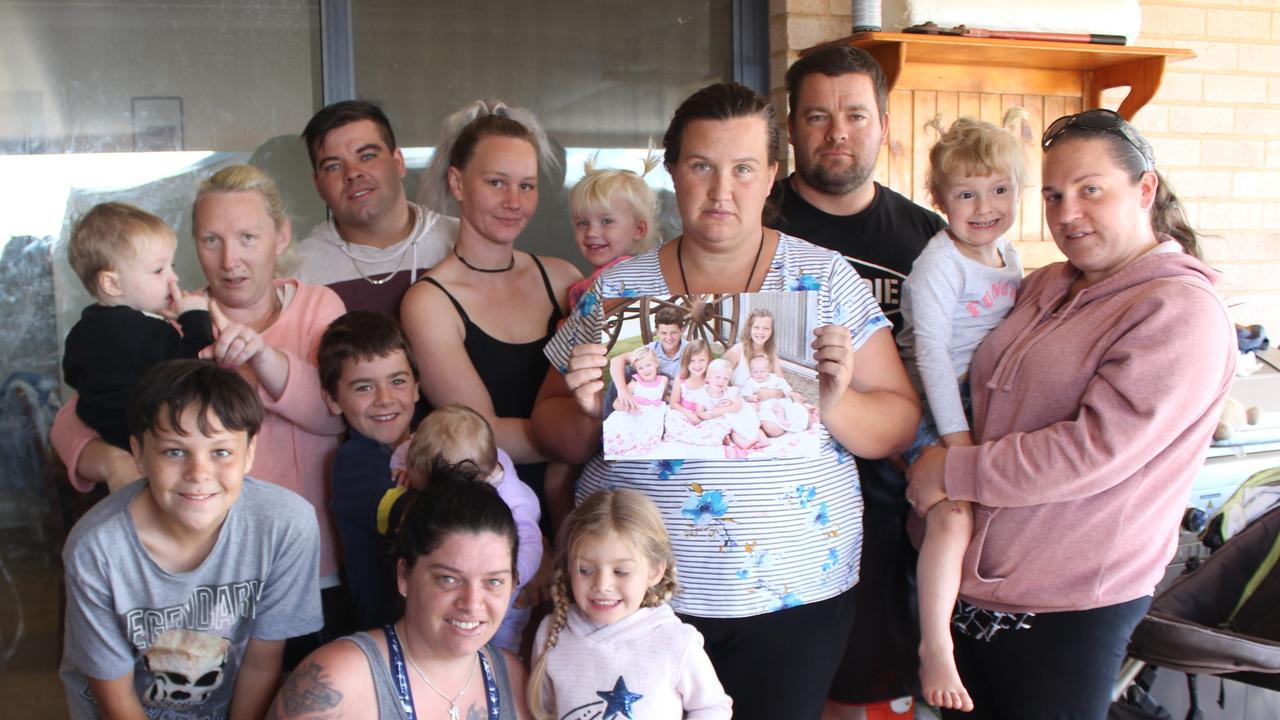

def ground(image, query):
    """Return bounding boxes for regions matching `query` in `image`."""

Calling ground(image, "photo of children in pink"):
[600,292,823,460]
[687,358,765,455]
[663,340,733,447]
[602,346,670,457]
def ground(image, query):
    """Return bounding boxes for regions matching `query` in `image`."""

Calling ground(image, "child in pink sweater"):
[528,489,731,719]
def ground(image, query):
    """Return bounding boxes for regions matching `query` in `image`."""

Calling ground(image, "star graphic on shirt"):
[597,675,643,719]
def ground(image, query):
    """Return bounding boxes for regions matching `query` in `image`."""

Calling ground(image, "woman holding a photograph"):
[531,82,918,720]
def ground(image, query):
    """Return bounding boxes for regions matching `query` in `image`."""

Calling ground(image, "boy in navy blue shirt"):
[318,310,419,630]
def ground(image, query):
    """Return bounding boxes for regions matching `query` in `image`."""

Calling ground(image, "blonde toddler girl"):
[528,489,731,719]
[602,346,669,457]
[899,109,1028,712]
[567,156,660,313]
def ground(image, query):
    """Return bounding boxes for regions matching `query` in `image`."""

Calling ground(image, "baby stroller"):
[1113,470,1280,718]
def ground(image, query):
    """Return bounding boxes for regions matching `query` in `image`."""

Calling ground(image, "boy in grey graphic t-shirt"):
[60,360,322,719]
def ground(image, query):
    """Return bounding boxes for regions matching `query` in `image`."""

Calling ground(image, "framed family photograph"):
[599,291,824,461]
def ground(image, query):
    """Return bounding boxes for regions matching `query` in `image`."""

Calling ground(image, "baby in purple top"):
[392,404,544,653]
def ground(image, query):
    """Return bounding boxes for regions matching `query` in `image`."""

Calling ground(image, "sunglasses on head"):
[1041,109,1154,171]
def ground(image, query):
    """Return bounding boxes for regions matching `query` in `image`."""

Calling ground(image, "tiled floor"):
[1,529,68,720]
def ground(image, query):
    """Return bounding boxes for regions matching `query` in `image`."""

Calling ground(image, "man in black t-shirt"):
[769,50,944,333]
[769,45,945,712]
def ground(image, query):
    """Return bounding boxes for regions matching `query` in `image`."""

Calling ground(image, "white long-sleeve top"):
[898,230,1022,436]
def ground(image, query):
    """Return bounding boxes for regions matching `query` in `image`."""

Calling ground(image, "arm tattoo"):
[271,661,343,718]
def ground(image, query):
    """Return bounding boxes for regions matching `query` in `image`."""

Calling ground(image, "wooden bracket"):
[1086,56,1168,120]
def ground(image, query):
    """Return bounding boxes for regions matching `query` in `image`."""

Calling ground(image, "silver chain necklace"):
[399,624,477,720]
[336,207,418,286]
[343,241,410,285]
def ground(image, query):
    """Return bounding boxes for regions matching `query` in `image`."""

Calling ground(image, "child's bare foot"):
[920,647,973,712]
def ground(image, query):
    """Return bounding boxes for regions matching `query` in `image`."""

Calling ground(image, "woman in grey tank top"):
[265,467,529,719]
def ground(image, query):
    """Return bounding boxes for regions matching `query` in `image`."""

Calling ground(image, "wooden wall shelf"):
[823,32,1194,119]
[798,33,1194,264]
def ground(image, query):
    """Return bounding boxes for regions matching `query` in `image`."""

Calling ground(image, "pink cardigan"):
[52,279,347,578]
[944,244,1235,614]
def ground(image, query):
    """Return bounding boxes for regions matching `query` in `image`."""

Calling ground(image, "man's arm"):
[87,673,148,720]
[230,638,285,720]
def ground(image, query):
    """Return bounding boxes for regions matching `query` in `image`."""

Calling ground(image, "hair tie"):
[638,146,661,178]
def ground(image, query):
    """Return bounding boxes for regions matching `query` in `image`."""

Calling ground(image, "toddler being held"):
[395,404,544,654]
[63,202,213,451]
[898,110,1029,712]
[566,155,660,314]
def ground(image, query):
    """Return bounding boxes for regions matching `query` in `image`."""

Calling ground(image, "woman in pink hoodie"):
[906,110,1235,719]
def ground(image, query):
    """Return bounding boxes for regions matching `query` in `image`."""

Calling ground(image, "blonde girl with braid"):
[528,489,732,719]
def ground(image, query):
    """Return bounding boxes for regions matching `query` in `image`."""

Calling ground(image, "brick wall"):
[770,0,1280,330]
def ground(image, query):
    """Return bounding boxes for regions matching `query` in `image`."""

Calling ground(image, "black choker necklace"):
[677,232,766,294]
[453,245,515,273]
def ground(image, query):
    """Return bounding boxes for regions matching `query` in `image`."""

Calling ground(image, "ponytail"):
[1150,170,1200,259]
[924,110,1031,210]
[417,99,558,216]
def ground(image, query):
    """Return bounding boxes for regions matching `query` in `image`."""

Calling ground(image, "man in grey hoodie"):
[297,101,457,316]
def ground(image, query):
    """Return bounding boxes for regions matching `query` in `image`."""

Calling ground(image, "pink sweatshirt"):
[52,279,347,578]
[944,243,1235,613]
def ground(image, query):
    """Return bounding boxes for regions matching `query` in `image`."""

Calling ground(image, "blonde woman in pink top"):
[51,165,346,604]
[905,111,1235,719]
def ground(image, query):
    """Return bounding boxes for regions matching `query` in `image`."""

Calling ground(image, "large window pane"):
[354,0,735,264]
[0,3,320,716]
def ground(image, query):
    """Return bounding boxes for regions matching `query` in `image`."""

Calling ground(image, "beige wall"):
[770,0,1280,331]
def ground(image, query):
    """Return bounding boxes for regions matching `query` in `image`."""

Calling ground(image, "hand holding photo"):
[599,291,824,461]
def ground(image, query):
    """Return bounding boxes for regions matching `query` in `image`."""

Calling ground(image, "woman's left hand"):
[812,324,855,412]
[202,300,267,370]
[201,300,289,398]
[906,444,949,516]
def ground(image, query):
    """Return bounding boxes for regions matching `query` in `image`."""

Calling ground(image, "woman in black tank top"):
[401,101,581,534]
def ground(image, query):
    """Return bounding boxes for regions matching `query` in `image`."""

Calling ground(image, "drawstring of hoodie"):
[335,206,431,285]
[410,232,418,284]
[986,243,1209,394]
[409,211,444,284]
[987,277,1086,393]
